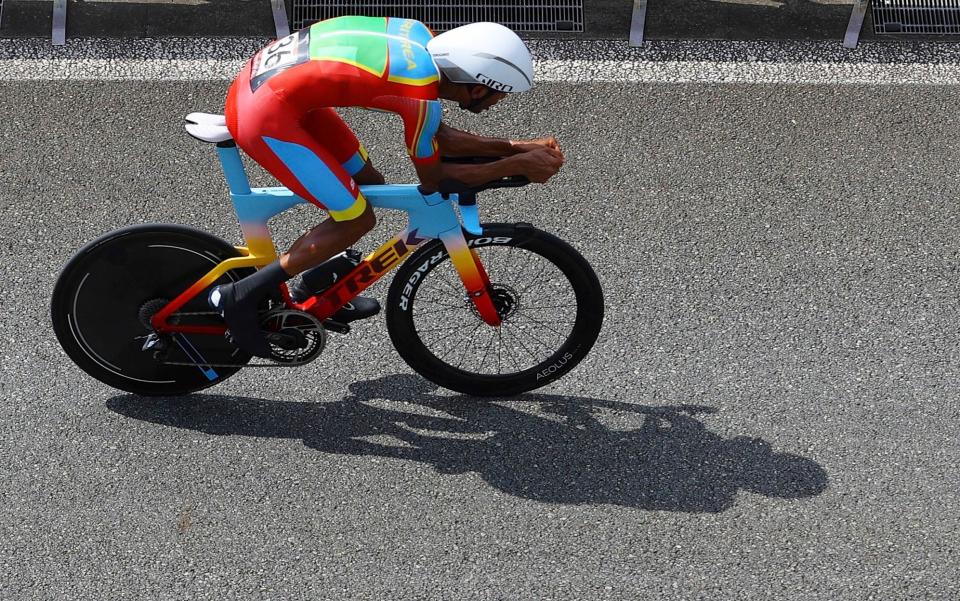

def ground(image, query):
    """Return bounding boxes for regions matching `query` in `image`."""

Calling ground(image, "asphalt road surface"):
[2,70,959,597]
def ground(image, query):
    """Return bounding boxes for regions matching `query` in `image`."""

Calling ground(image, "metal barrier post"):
[53,0,66,45]
[271,0,290,38]
[629,0,648,46]
[844,0,870,48]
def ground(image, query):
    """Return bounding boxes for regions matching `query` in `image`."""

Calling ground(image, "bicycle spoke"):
[502,322,545,364]
[433,312,479,361]
[504,334,524,372]
[414,296,466,310]
[414,323,470,335]
[412,306,466,317]
[417,281,465,302]
[514,310,572,339]
[517,270,564,298]
[475,326,499,373]
[437,335,463,363]
[455,321,485,369]
[420,314,472,348]
[516,304,574,311]
[511,320,557,353]
[434,268,465,298]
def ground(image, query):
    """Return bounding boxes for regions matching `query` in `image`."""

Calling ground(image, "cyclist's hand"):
[511,147,564,183]
[512,136,562,155]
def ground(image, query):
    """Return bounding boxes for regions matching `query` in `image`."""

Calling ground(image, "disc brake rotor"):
[468,283,521,322]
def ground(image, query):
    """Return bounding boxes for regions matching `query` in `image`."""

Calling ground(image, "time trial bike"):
[51,112,604,397]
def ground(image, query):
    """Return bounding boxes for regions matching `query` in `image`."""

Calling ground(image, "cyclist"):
[211,16,565,358]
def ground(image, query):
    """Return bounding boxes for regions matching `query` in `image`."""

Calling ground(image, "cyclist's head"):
[427,22,533,113]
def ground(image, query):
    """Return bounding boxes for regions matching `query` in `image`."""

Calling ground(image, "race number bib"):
[250,30,310,92]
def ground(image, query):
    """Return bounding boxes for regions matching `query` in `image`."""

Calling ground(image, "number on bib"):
[254,33,301,77]
[249,30,311,92]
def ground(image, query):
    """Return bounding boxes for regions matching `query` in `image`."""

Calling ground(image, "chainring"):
[259,308,327,365]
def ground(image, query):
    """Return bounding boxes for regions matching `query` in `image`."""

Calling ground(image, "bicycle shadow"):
[107,374,828,512]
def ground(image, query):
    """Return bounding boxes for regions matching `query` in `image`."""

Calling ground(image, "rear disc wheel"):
[51,224,255,396]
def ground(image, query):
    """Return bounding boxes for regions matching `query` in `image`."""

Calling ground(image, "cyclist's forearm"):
[436,124,519,157]
[418,156,520,191]
[446,159,518,185]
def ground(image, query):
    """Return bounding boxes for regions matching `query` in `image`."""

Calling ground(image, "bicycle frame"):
[151,142,501,335]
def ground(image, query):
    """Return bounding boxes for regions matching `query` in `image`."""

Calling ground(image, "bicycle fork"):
[439,229,502,327]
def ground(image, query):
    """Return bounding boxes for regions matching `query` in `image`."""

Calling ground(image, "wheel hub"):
[470,284,520,321]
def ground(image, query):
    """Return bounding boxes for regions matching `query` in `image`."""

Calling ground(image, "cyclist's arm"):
[413,155,529,192]
[370,95,558,190]
[369,95,519,191]
[435,123,522,157]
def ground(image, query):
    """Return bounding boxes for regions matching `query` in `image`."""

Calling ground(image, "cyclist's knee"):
[337,198,375,237]
[355,199,376,231]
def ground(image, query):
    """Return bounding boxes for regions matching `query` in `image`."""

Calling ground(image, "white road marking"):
[1,38,958,85]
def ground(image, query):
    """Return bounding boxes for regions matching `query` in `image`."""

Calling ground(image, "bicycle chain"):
[167,311,223,318]
[158,359,309,369]
[156,310,324,368]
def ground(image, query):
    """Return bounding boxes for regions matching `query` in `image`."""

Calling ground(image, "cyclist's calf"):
[281,201,376,276]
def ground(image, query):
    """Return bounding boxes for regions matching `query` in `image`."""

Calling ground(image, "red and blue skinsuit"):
[225,16,443,220]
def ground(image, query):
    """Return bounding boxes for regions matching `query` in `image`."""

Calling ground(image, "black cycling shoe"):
[290,280,381,324]
[289,250,380,324]
[208,283,272,358]
[332,297,381,323]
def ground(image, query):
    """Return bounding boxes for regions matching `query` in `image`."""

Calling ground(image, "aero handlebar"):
[423,156,531,235]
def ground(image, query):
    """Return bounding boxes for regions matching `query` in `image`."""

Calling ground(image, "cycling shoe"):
[290,280,380,324]
[333,296,381,323]
[208,283,272,358]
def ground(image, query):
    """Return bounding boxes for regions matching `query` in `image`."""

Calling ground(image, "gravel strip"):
[1,38,959,84]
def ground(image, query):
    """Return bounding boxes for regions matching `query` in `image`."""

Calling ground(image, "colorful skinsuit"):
[225,16,443,221]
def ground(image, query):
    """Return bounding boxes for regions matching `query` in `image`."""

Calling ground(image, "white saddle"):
[185,112,232,143]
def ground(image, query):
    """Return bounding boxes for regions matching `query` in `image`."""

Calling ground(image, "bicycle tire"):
[51,224,256,396]
[386,223,603,396]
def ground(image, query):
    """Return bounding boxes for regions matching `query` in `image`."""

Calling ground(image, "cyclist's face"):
[460,85,508,113]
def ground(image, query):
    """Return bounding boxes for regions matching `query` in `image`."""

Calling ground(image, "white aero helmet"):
[426,22,534,93]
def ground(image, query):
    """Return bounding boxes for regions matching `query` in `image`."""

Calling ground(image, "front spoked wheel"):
[386,223,604,396]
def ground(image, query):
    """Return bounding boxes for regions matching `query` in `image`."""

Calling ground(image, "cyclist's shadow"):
[107,374,828,512]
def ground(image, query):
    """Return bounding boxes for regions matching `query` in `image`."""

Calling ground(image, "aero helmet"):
[426,22,534,93]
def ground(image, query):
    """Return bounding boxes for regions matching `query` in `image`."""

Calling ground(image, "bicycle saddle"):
[185,112,232,143]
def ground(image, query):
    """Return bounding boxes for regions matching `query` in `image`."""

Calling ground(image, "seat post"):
[215,141,252,196]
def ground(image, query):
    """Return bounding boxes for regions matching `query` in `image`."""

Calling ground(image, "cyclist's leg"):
[218,77,375,356]
[302,107,385,186]
[275,107,377,274]
[270,108,382,320]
